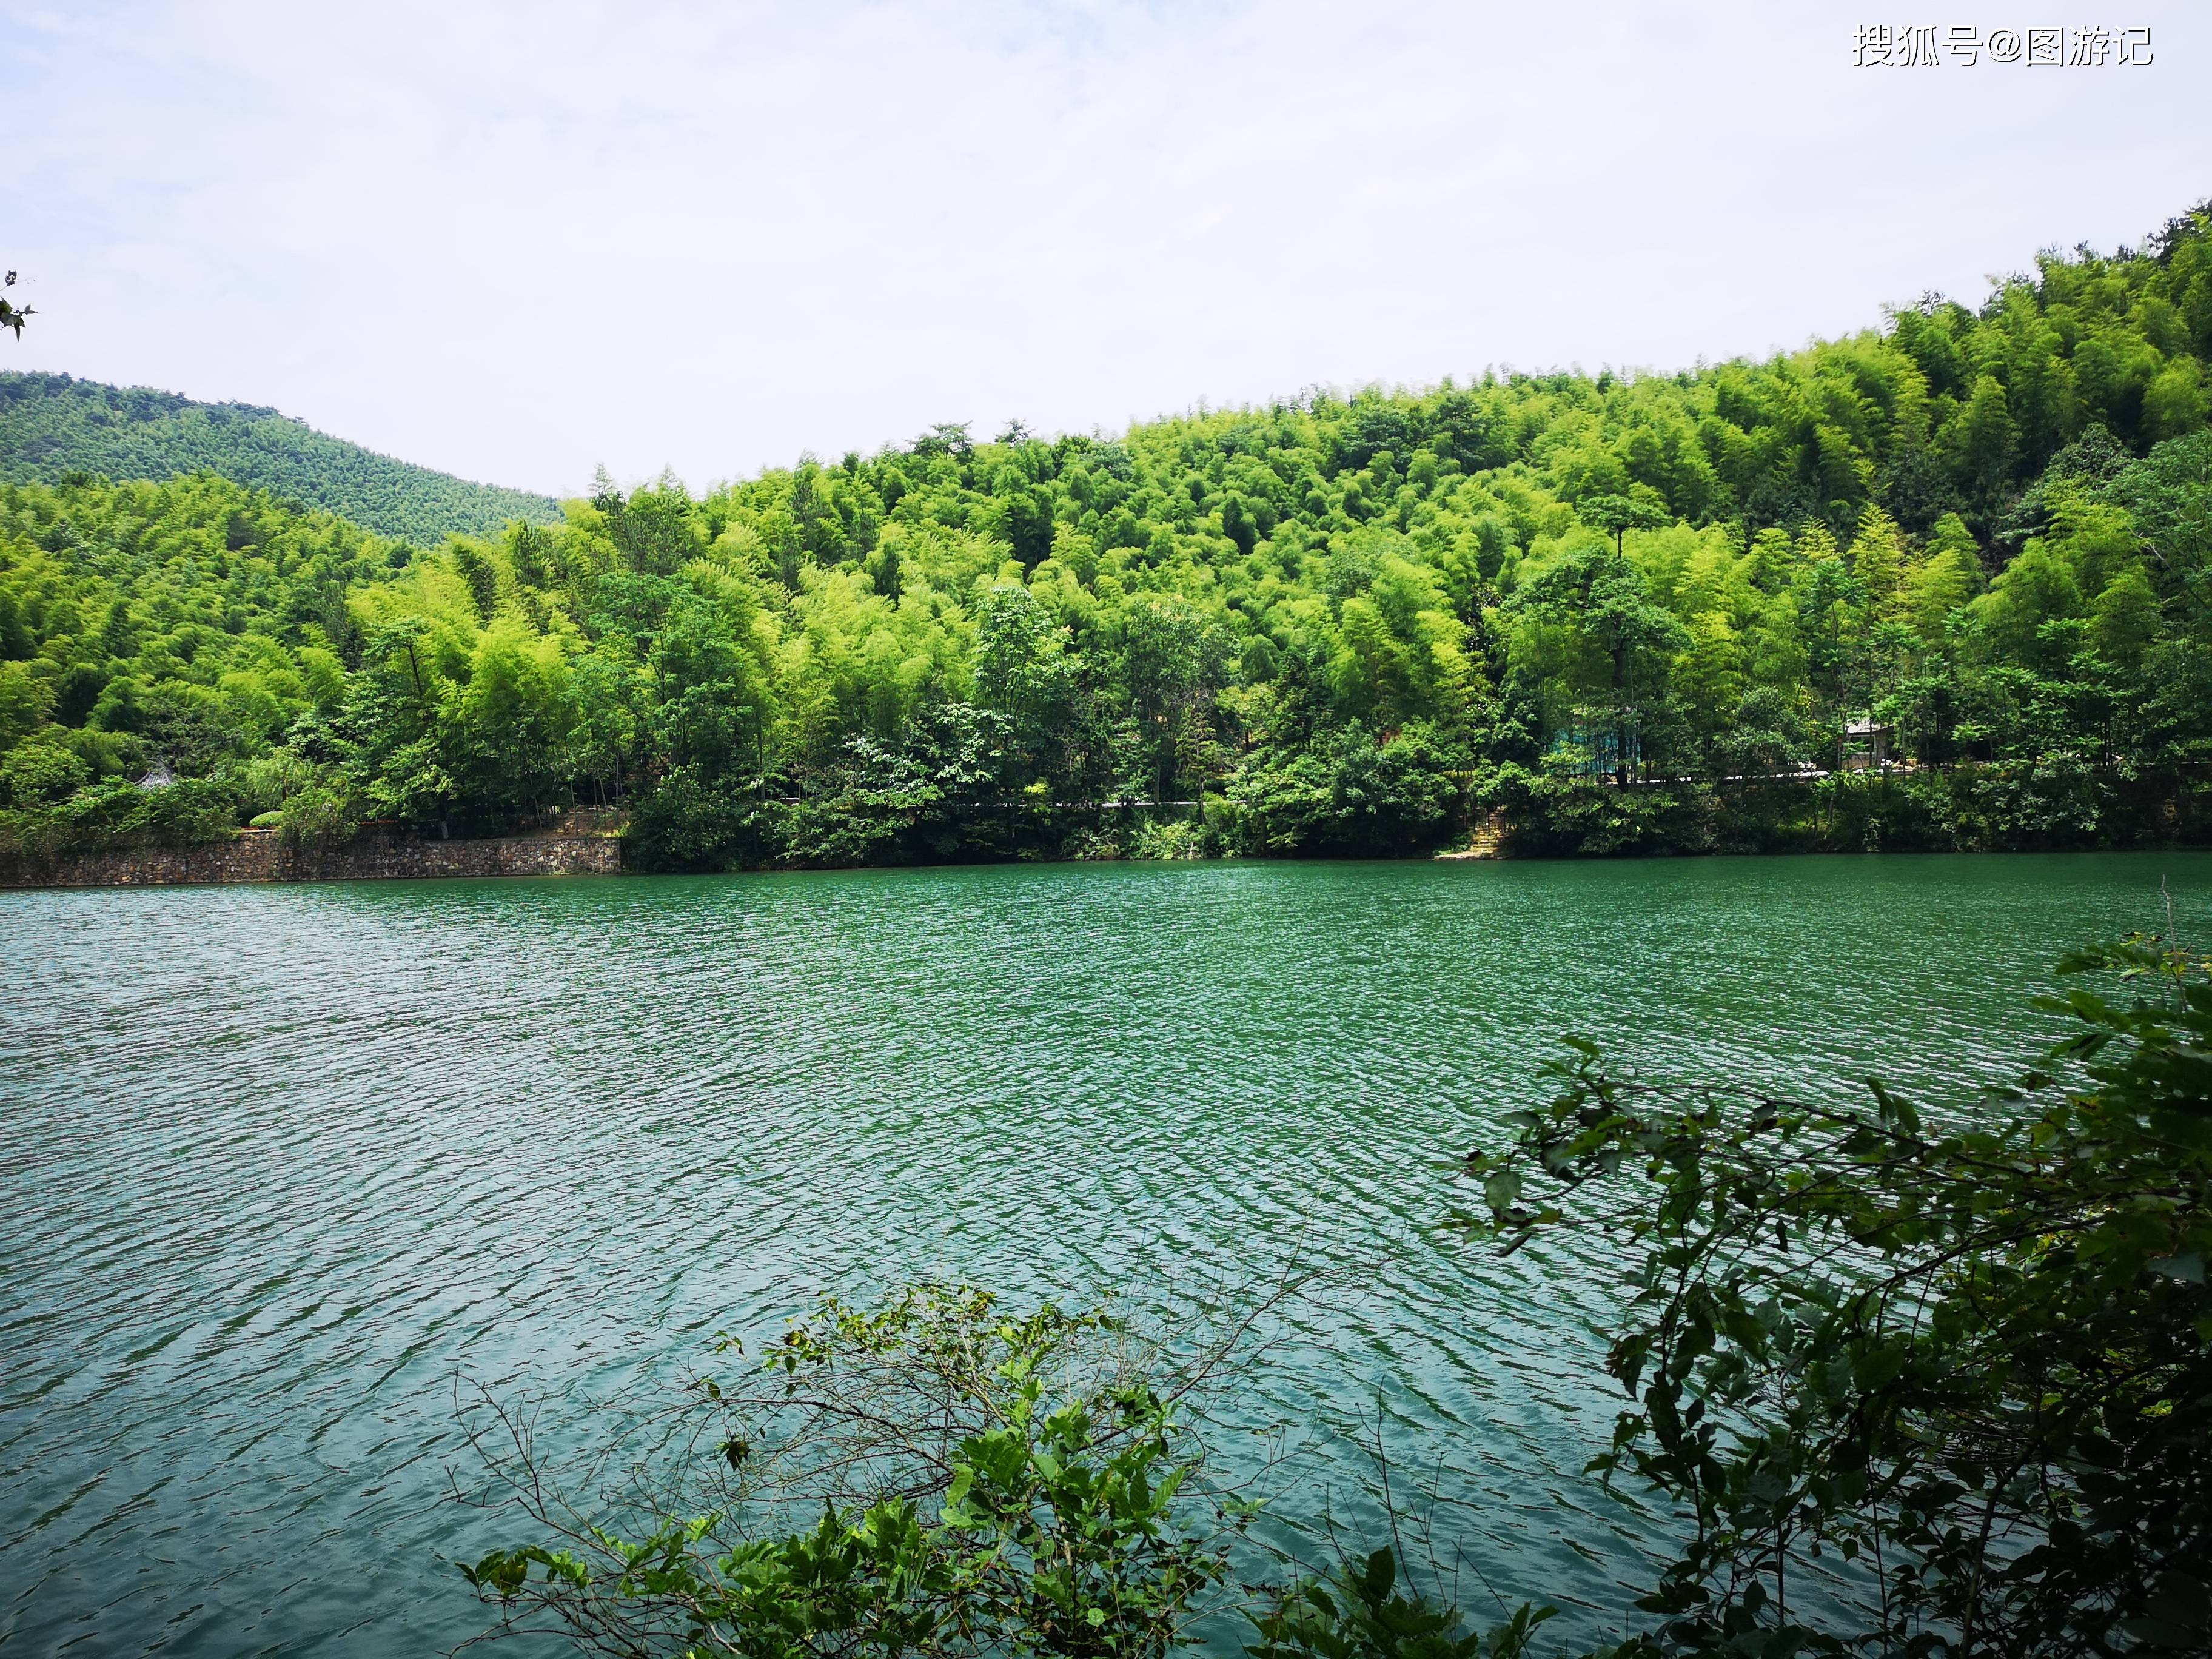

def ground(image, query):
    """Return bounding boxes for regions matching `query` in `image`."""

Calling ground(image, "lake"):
[3,853,2204,1656]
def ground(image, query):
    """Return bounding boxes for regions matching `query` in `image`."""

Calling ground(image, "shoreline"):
[2,826,622,890]
[11,830,2212,891]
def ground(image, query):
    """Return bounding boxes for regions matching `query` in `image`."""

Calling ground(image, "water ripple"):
[2,853,2202,1655]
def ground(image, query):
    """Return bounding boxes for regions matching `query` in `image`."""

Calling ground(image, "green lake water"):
[4,852,2208,1655]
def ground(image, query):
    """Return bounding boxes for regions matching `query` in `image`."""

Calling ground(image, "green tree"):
[975,581,1071,788]
[1504,547,1689,784]
[1117,597,1222,803]
[1580,493,1669,557]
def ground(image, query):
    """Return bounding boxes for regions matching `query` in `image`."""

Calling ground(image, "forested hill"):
[0,372,561,545]
[5,204,2212,874]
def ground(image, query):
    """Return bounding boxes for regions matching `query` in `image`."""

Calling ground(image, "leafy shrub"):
[457,1285,1258,1658]
[1463,935,2212,1655]
[0,737,90,807]
[1227,724,1467,856]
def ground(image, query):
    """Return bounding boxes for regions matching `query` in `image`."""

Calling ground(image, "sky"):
[4,1,2208,499]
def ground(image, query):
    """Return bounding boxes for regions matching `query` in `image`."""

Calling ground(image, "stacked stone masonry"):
[13,828,623,888]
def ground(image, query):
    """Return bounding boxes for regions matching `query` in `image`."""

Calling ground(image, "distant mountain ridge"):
[0,371,563,545]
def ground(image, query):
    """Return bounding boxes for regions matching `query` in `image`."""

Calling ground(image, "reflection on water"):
[2,853,2200,1656]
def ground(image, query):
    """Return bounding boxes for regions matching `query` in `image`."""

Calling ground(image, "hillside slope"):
[4,204,2212,874]
[0,372,561,545]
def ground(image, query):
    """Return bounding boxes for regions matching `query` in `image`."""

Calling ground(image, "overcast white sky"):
[4,2,2207,498]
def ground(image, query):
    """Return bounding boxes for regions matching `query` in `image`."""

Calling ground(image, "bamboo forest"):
[6,207,2212,877]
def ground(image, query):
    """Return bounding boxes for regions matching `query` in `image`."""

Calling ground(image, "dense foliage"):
[0,472,400,869]
[0,371,561,544]
[460,939,2210,1657]
[5,207,2212,873]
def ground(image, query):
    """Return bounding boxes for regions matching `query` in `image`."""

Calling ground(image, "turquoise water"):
[3,853,2205,1655]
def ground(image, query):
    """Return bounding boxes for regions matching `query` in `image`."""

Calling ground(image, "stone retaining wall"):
[10,828,623,889]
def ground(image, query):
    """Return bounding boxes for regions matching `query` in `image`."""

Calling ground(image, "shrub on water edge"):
[1127,816,1207,860]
